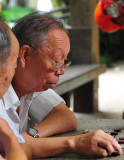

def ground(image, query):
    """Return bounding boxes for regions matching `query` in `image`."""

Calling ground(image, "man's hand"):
[71,129,123,157]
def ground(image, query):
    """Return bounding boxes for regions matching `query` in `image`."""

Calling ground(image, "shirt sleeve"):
[29,89,65,124]
[9,126,25,143]
[0,115,25,144]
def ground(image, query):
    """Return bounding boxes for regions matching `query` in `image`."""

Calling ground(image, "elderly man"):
[1,12,122,158]
[12,12,77,135]
[0,19,18,98]
[0,19,31,160]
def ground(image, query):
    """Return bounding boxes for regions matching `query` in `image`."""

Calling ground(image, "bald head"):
[0,18,19,98]
[0,19,11,69]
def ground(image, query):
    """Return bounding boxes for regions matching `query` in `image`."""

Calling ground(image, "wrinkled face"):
[0,31,19,98]
[26,29,70,92]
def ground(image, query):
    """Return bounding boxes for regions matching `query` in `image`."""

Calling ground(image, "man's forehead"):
[47,29,70,52]
[48,29,69,43]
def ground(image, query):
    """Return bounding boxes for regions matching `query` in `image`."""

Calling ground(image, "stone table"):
[33,118,124,160]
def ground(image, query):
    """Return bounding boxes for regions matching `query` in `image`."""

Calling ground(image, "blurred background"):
[0,0,70,27]
[1,0,124,119]
[1,0,124,66]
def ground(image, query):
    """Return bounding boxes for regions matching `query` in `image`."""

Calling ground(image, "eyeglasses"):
[29,44,71,72]
[44,56,71,71]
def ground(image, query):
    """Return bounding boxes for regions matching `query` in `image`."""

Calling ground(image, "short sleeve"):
[10,126,25,143]
[29,89,65,124]
[0,115,25,143]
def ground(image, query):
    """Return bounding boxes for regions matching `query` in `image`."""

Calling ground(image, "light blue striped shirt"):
[0,114,25,143]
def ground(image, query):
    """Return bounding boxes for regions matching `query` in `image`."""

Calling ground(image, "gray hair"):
[12,12,66,49]
[0,18,11,68]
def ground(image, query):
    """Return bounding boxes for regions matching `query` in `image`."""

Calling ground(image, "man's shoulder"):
[32,89,60,99]
[4,84,18,97]
[31,89,65,105]
[2,84,20,109]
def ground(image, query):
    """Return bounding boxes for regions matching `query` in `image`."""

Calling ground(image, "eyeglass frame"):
[28,44,71,72]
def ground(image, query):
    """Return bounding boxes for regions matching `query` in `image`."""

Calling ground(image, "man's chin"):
[35,83,57,92]
[47,83,57,88]
[34,87,48,92]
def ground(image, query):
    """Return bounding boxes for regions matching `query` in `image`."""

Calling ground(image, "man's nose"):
[55,67,65,75]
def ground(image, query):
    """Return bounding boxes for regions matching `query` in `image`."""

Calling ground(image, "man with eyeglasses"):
[1,12,122,158]
[11,12,77,137]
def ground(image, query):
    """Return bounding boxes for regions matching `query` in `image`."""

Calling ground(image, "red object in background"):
[94,0,124,33]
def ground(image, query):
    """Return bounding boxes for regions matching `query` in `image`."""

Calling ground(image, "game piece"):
[111,152,120,156]
[114,129,121,132]
[118,140,124,144]
[119,137,124,140]
[110,132,118,136]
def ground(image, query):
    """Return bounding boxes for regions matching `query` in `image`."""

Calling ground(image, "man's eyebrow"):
[58,48,67,57]
[59,52,66,60]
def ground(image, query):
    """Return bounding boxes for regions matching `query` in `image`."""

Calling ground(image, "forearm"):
[29,103,77,137]
[4,138,28,160]
[21,132,75,158]
[20,143,32,160]
[21,129,123,158]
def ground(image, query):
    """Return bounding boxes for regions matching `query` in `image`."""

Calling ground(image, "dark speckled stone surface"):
[33,118,124,160]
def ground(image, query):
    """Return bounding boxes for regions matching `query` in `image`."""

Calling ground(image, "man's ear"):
[19,45,31,68]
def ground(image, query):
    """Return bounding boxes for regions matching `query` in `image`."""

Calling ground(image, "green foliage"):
[1,6,35,22]
[51,0,70,26]
[51,0,66,8]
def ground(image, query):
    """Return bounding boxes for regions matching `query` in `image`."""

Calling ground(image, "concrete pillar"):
[69,0,99,63]
[68,0,100,113]
[70,0,91,27]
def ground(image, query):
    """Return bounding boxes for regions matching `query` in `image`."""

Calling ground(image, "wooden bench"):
[53,64,106,113]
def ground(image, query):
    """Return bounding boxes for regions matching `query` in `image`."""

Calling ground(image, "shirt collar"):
[3,84,20,110]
